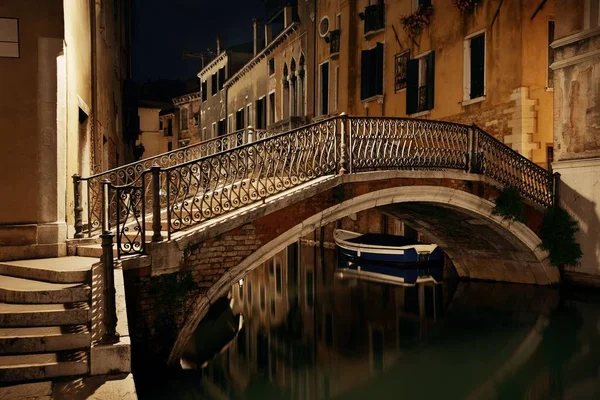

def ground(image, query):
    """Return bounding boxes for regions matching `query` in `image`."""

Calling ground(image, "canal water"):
[137,241,600,400]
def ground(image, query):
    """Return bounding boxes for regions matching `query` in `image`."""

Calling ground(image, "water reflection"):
[139,241,600,400]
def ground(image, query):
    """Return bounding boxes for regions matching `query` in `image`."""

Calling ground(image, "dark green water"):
[137,242,600,400]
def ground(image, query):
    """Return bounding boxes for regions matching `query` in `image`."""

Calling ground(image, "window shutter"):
[406,58,419,115]
[375,42,384,96]
[470,34,485,99]
[361,49,371,100]
[426,51,435,111]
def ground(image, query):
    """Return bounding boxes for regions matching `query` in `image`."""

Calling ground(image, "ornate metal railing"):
[359,3,385,35]
[73,127,270,238]
[327,30,341,56]
[77,115,558,258]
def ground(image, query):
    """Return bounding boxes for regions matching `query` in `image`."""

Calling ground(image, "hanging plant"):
[539,207,583,267]
[492,186,526,223]
[452,0,482,13]
[400,5,433,38]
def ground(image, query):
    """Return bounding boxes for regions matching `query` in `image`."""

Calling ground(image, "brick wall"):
[441,102,512,142]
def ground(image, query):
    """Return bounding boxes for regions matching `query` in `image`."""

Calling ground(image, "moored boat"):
[333,229,444,264]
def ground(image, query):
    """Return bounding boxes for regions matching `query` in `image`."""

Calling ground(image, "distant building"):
[173,91,201,145]
[137,101,177,158]
[0,0,135,260]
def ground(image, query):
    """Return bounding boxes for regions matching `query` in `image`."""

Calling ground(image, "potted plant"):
[453,0,481,13]
[400,5,434,38]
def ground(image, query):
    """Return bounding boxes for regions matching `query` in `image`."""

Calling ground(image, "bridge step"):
[0,275,90,304]
[0,302,90,327]
[144,219,169,232]
[0,325,90,355]
[0,381,52,399]
[0,350,88,383]
[0,257,94,284]
[76,243,117,259]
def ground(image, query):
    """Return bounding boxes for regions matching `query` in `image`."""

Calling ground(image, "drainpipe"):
[90,0,98,173]
[313,0,317,118]
[253,18,259,56]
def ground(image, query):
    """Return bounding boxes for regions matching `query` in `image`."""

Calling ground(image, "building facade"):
[0,0,135,261]
[551,0,600,279]
[173,91,201,145]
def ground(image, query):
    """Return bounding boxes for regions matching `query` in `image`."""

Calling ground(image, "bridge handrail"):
[72,127,273,237]
[80,115,557,258]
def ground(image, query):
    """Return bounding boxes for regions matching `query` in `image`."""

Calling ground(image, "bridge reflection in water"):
[137,238,600,400]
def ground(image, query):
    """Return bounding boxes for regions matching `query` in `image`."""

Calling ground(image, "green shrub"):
[539,206,582,267]
[492,186,526,223]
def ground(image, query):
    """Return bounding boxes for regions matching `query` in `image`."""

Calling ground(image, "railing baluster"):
[100,179,119,343]
[73,174,83,239]
[151,166,163,242]
[339,113,347,175]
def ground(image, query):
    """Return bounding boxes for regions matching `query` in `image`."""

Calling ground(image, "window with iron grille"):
[361,42,384,100]
[395,50,410,92]
[328,30,340,55]
[406,51,435,114]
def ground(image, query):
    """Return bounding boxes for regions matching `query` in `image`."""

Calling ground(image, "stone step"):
[76,243,117,259]
[0,275,90,304]
[0,325,90,354]
[144,219,169,232]
[0,381,52,399]
[0,351,88,383]
[0,302,90,327]
[0,257,95,284]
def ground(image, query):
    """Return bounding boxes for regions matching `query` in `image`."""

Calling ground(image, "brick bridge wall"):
[122,172,554,371]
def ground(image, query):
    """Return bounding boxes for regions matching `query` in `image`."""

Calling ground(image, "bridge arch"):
[168,182,559,365]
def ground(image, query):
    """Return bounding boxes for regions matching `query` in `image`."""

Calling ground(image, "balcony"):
[327,30,340,58]
[359,3,385,37]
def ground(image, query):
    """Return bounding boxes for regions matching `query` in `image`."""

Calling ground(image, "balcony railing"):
[360,3,385,35]
[328,30,340,56]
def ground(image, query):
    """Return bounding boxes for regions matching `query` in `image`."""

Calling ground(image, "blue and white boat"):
[333,229,444,264]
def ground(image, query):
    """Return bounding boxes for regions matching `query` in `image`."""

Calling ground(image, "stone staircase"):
[0,257,96,386]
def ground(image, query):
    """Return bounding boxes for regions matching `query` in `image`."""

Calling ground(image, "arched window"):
[298,54,306,116]
[282,62,290,119]
[290,58,297,117]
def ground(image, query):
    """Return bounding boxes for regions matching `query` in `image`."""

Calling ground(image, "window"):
[547,20,555,89]
[333,65,339,112]
[407,51,435,114]
[167,142,172,152]
[306,270,314,307]
[336,13,342,30]
[180,107,189,130]
[275,263,282,294]
[360,1,385,35]
[238,282,243,300]
[218,119,226,136]
[319,16,330,37]
[227,114,234,133]
[211,73,217,96]
[268,58,275,76]
[463,31,485,102]
[166,118,173,137]
[585,0,600,29]
[159,119,163,130]
[218,66,226,91]
[201,80,207,102]
[0,18,19,58]
[268,92,276,125]
[413,0,432,11]
[236,108,245,131]
[319,61,330,115]
[260,285,266,311]
[256,97,267,129]
[202,127,207,140]
[193,112,199,126]
[246,104,252,127]
[395,50,410,92]
[247,279,252,305]
[361,42,384,101]
[547,145,554,172]
[211,122,216,137]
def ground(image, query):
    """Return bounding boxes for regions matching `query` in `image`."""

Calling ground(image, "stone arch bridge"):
[73,115,560,369]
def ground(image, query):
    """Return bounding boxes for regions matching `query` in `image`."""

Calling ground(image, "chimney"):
[264,24,272,48]
[253,19,259,55]
[284,5,293,27]
[216,36,222,55]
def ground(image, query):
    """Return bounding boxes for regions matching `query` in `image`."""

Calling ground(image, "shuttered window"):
[201,80,207,102]
[406,51,435,114]
[211,73,217,96]
[218,67,226,91]
[360,42,384,100]
[469,34,485,99]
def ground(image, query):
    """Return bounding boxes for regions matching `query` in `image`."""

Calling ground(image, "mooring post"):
[100,179,119,344]
[73,174,84,238]
[151,165,163,242]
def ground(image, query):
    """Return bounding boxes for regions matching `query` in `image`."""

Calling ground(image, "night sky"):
[133,0,268,82]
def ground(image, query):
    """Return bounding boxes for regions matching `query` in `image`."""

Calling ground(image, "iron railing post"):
[151,166,163,242]
[339,113,348,175]
[553,172,561,207]
[469,125,480,174]
[72,174,84,238]
[100,179,119,344]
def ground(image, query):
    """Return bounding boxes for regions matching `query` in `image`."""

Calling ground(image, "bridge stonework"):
[122,171,559,370]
